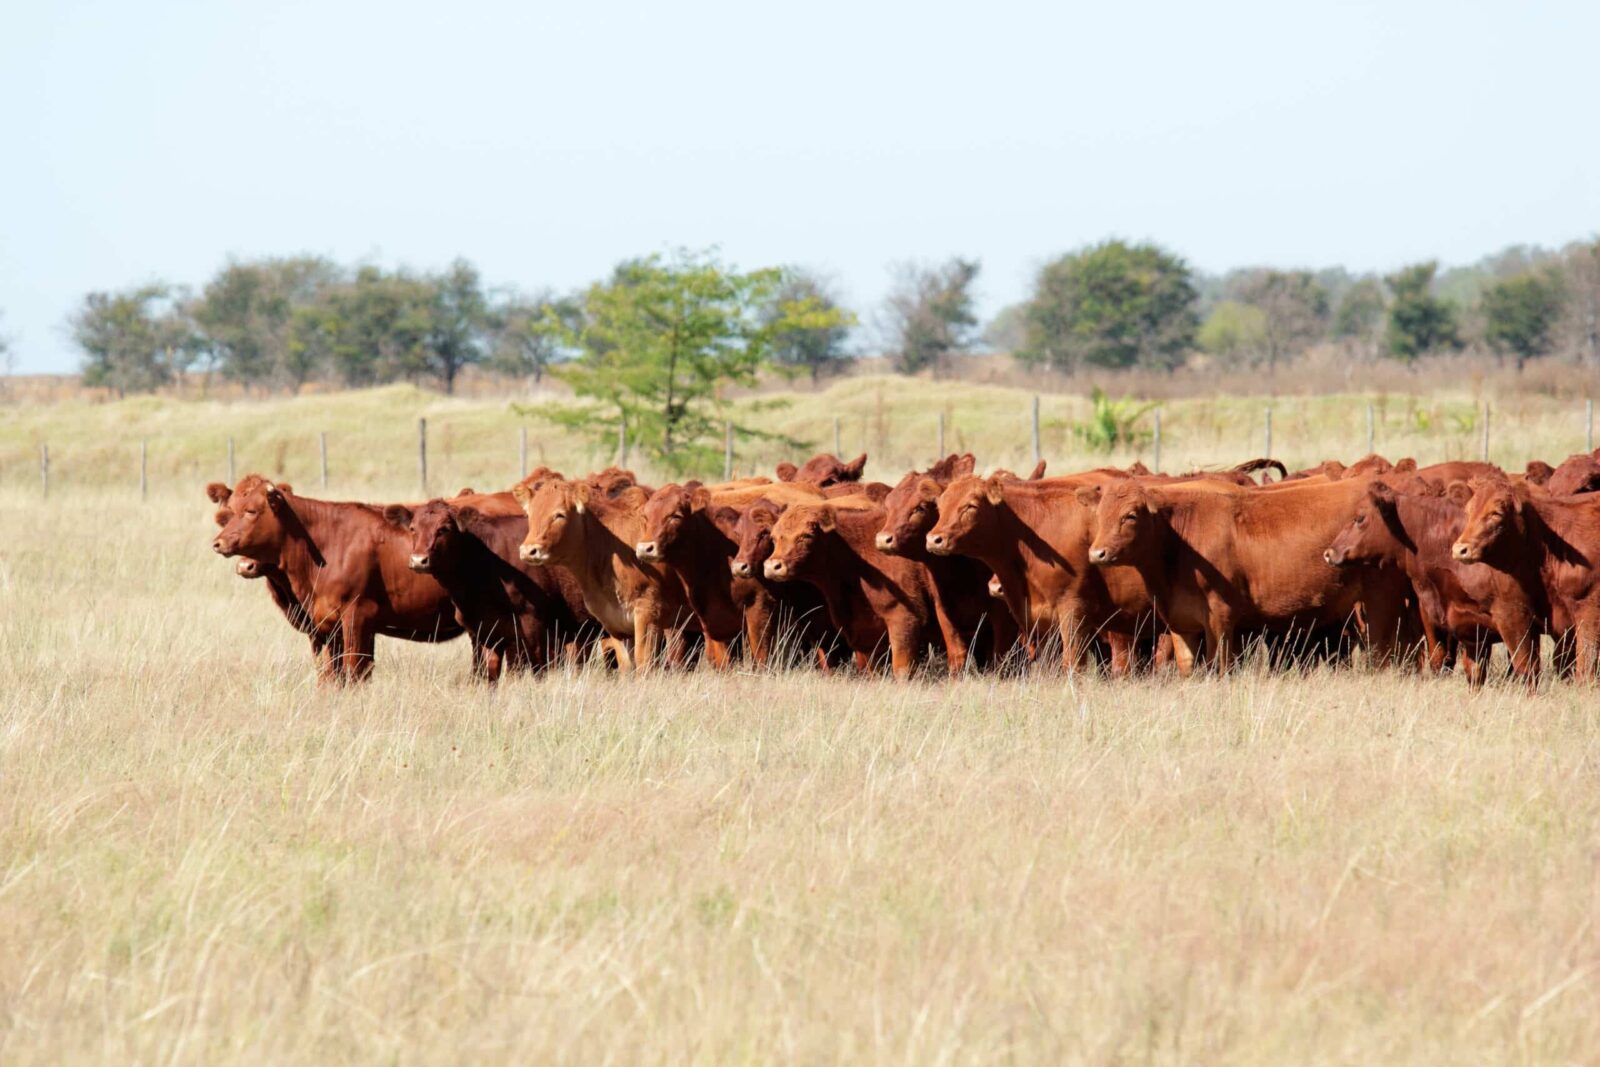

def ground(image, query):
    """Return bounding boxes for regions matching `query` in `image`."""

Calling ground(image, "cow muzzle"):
[409,553,431,573]
[520,544,550,565]
[1451,541,1478,562]
[924,532,951,555]
[212,538,233,557]
[235,559,264,579]
[763,559,788,580]
[1087,546,1113,565]
[874,531,896,552]
[635,540,661,562]
[730,560,753,579]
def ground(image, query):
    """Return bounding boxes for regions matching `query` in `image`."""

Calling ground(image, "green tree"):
[426,259,490,394]
[883,259,980,376]
[190,256,341,391]
[70,284,199,396]
[1228,269,1328,373]
[291,267,436,388]
[529,251,838,473]
[764,268,855,384]
[1384,262,1460,362]
[1198,301,1268,365]
[1331,277,1386,343]
[1019,240,1198,372]
[1482,270,1568,371]
[488,289,578,388]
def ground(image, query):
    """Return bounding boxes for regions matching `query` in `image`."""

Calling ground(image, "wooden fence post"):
[40,443,48,498]
[1152,410,1162,473]
[1263,407,1273,457]
[724,421,734,480]
[227,436,235,485]
[418,418,428,496]
[1481,403,1490,462]
[936,411,945,458]
[319,432,329,490]
[833,416,841,456]
[1587,398,1594,453]
[618,417,627,467]
[518,425,528,478]
[1366,403,1375,455]
[140,439,147,502]
[1031,395,1041,467]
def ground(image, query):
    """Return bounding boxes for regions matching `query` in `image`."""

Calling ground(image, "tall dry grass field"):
[3,380,1600,1064]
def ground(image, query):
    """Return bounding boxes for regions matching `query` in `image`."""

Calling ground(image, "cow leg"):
[481,645,504,684]
[1167,631,1201,676]
[1496,609,1541,690]
[743,594,776,667]
[1206,624,1237,675]
[338,604,377,682]
[1059,618,1092,674]
[703,637,734,671]
[932,600,970,676]
[1573,616,1600,683]
[1361,586,1405,670]
[633,614,662,674]
[1104,632,1135,677]
[1552,629,1576,678]
[311,631,344,685]
[604,636,635,672]
[888,621,921,682]
[1458,640,1489,687]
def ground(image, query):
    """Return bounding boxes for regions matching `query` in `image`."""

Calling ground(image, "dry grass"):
[3,479,1600,1066]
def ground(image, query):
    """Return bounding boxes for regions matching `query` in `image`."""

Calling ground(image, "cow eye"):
[1354,515,1365,526]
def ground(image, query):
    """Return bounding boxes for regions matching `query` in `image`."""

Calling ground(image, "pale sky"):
[2,0,1597,373]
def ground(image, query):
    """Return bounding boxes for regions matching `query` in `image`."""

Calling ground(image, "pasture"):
[3,379,1600,1064]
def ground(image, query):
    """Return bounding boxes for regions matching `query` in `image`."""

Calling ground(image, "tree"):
[1198,301,1268,365]
[190,256,341,391]
[1331,277,1386,345]
[1483,270,1567,371]
[530,251,841,473]
[764,268,855,384]
[70,284,198,396]
[1018,240,1198,372]
[426,259,490,394]
[1383,262,1459,362]
[883,259,980,376]
[1227,269,1328,373]
[1560,239,1600,367]
[983,302,1028,354]
[488,289,578,389]
[291,267,436,388]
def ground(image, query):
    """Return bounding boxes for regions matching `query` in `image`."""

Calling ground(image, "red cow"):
[776,452,868,487]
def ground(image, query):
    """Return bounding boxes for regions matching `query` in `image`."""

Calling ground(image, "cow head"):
[387,499,474,574]
[876,474,945,555]
[637,481,712,563]
[1524,460,1555,486]
[731,499,783,579]
[209,475,294,564]
[764,503,835,581]
[516,477,586,565]
[1547,454,1600,496]
[783,452,867,488]
[1084,481,1158,566]
[925,474,1006,556]
[1451,477,1522,563]
[1324,481,1409,567]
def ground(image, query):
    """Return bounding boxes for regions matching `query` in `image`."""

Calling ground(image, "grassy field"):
[3,380,1600,1064]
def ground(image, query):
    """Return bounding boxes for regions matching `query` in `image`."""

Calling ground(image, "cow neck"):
[675,512,738,610]
[994,486,1083,622]
[430,528,502,595]
[273,494,330,587]
[1391,493,1456,570]
[1526,494,1597,585]
[806,513,883,624]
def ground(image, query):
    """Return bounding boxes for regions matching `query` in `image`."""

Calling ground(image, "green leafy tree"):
[190,256,341,391]
[1331,277,1386,343]
[528,251,839,473]
[1483,270,1568,371]
[1019,240,1198,372]
[291,267,437,388]
[1228,269,1328,372]
[1198,301,1268,365]
[883,259,980,376]
[426,259,490,394]
[1384,262,1460,362]
[70,284,199,396]
[764,268,855,384]
[488,289,579,388]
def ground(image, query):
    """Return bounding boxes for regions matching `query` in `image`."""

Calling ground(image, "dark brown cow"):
[208,476,465,681]
[1545,453,1600,496]
[1452,478,1600,678]
[924,470,1155,673]
[1324,478,1541,685]
[635,480,829,666]
[384,498,600,680]
[1082,478,1407,674]
[873,453,1019,668]
[776,452,867,487]
[514,469,698,671]
[763,498,944,679]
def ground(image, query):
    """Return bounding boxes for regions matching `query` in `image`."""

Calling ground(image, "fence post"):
[1481,403,1490,463]
[724,421,734,480]
[227,436,235,485]
[40,443,48,498]
[1152,410,1162,473]
[833,416,841,457]
[1263,407,1273,457]
[1031,395,1041,467]
[140,439,147,502]
[936,411,946,458]
[319,432,329,490]
[1587,398,1594,453]
[518,425,528,478]
[418,417,428,496]
[618,417,628,467]
[1366,403,1375,456]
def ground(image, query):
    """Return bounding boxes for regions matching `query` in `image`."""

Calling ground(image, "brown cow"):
[1324,478,1541,685]
[385,498,601,680]
[1546,453,1600,495]
[763,498,944,679]
[1452,478,1600,678]
[208,476,464,681]
[1082,478,1407,674]
[776,452,867,487]
[635,479,829,666]
[514,469,698,671]
[924,470,1155,673]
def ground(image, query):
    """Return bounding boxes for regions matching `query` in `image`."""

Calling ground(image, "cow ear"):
[572,481,593,514]
[983,474,1008,505]
[205,482,231,504]
[511,482,530,506]
[954,454,976,477]
[266,483,289,510]
[1394,458,1418,474]
[1125,461,1148,477]
[709,506,742,537]
[817,507,836,532]
[1524,461,1553,486]
[456,486,475,497]
[383,504,413,528]
[689,485,712,512]
[916,477,942,502]
[1369,480,1397,509]
[844,453,867,480]
[1075,486,1102,509]
[1028,459,1049,479]
[776,462,797,482]
[1446,480,1473,507]
[276,483,293,497]
[454,505,481,531]
[213,507,233,527]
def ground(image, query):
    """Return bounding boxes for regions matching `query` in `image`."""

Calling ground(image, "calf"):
[207,476,463,682]
[1324,479,1541,685]
[1082,478,1407,674]
[725,496,853,669]
[385,498,600,680]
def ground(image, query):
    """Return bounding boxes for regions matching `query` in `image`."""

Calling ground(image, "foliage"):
[70,284,200,396]
[763,268,856,383]
[1383,262,1460,362]
[1227,269,1328,370]
[1198,301,1268,365]
[425,259,492,394]
[1482,270,1568,370]
[883,259,980,375]
[1019,240,1198,372]
[189,256,341,391]
[522,251,841,474]
[290,267,438,388]
[1331,277,1387,342]
[488,290,579,387]
[1068,387,1157,452]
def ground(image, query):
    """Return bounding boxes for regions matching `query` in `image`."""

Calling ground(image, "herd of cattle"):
[205,445,1600,687]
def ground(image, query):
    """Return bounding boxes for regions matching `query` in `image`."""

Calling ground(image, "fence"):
[10,398,1599,500]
